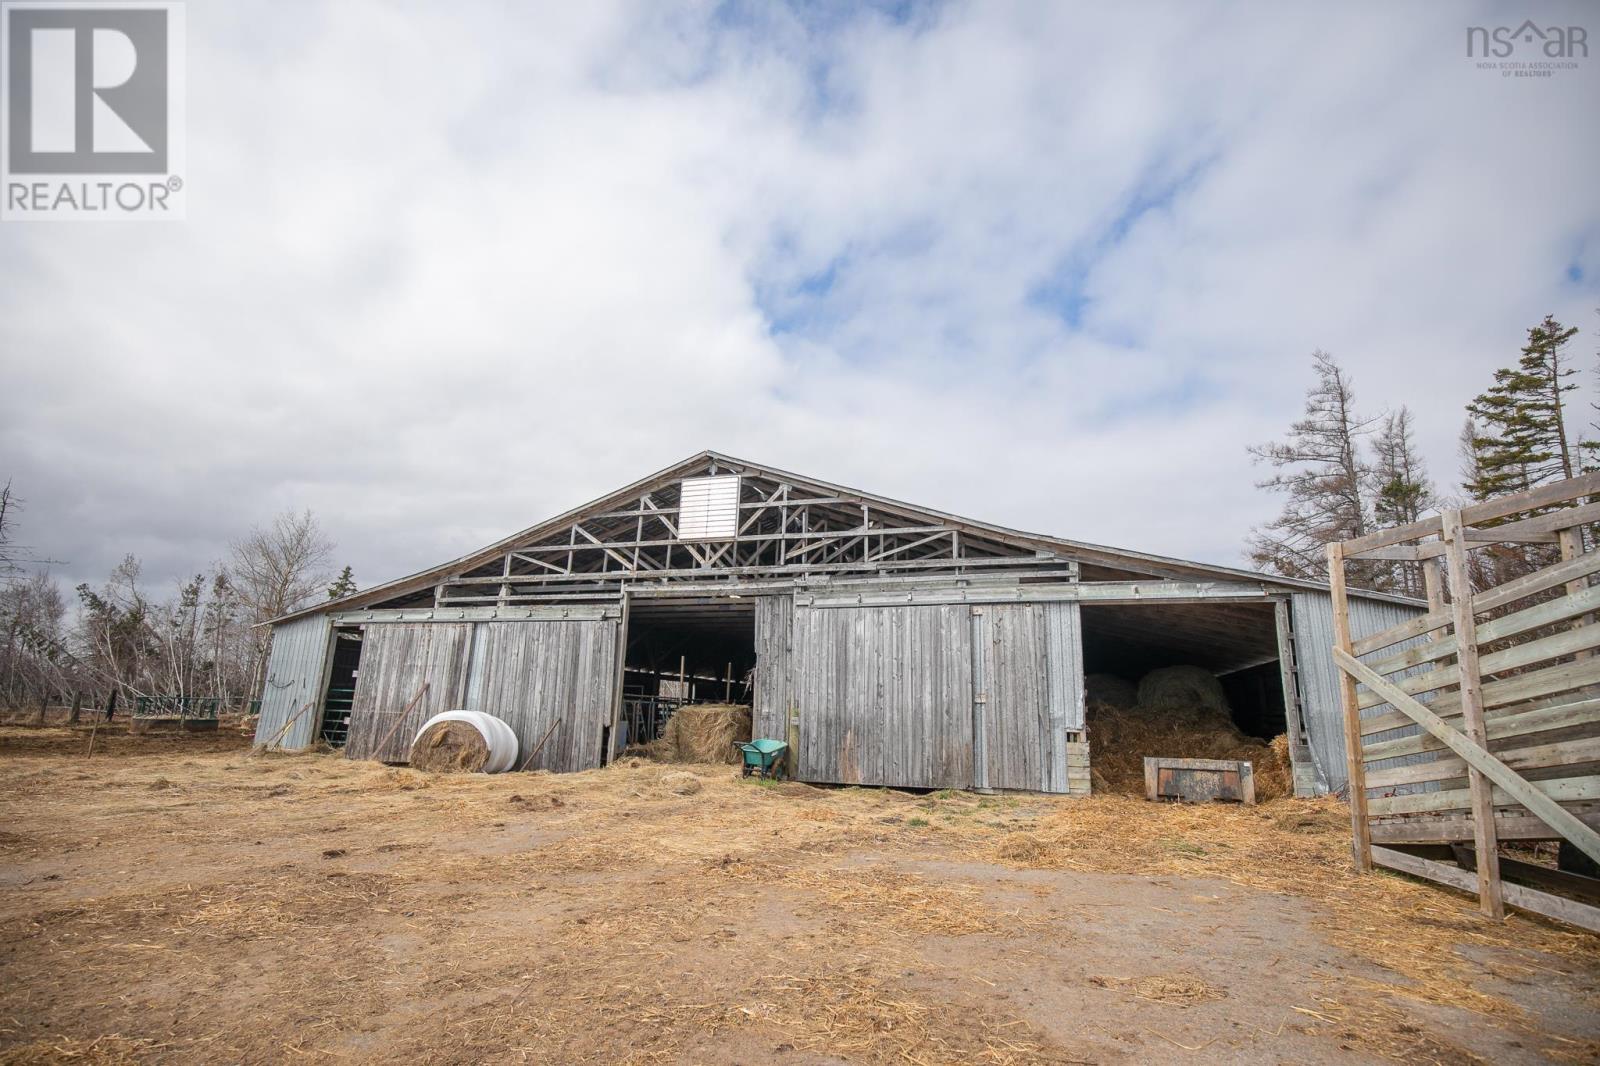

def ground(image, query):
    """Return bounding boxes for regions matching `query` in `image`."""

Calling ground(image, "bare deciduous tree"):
[229,510,334,696]
[2,571,68,712]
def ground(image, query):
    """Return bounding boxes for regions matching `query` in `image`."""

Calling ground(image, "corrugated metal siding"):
[753,594,792,740]
[253,614,332,750]
[469,619,618,773]
[793,604,974,789]
[1290,591,1430,795]
[343,624,474,762]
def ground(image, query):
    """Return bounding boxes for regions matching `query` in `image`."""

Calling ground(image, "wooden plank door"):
[470,619,618,773]
[976,603,1080,794]
[791,603,974,789]
[343,623,473,762]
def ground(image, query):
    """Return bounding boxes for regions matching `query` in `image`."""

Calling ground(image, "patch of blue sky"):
[1027,151,1218,333]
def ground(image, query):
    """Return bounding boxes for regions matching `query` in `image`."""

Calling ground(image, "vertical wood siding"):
[981,603,1082,793]
[793,604,974,789]
[468,619,618,773]
[253,614,332,750]
[1041,602,1085,791]
[753,594,792,741]
[982,605,1048,790]
[789,600,1082,793]
[1291,591,1429,795]
[343,624,474,762]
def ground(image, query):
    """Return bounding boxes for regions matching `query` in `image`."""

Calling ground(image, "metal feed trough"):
[736,738,789,779]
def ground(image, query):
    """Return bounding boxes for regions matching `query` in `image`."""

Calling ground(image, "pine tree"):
[326,565,357,600]
[1371,407,1435,595]
[1373,407,1434,527]
[1466,314,1581,499]
[1248,350,1381,586]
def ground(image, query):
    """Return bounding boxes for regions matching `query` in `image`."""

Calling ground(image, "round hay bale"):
[660,770,702,795]
[1136,666,1230,716]
[410,720,490,773]
[1085,674,1138,709]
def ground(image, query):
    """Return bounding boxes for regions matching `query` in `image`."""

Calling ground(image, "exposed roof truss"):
[426,461,1075,607]
[276,450,1420,623]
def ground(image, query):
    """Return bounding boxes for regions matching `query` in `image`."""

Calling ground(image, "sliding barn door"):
[343,623,473,762]
[753,594,793,742]
[468,619,619,773]
[975,603,1083,794]
[791,599,1084,793]
[791,604,975,789]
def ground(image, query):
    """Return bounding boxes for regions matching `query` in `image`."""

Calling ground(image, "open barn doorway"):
[319,627,363,748]
[1078,601,1297,799]
[618,597,757,757]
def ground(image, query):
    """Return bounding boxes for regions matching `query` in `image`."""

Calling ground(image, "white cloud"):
[2,0,1597,596]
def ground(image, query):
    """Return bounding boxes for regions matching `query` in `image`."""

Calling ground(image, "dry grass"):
[969,790,1600,1054]
[1089,973,1228,1003]
[1,724,1597,1065]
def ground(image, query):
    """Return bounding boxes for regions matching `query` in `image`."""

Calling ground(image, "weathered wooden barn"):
[254,452,1421,795]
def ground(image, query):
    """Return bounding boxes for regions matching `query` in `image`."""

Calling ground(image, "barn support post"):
[969,606,991,792]
[1272,599,1316,796]
[1326,542,1372,871]
[786,706,800,781]
[1440,507,1505,918]
[604,591,631,765]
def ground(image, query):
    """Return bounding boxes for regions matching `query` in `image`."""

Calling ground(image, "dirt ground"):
[1,723,1597,1065]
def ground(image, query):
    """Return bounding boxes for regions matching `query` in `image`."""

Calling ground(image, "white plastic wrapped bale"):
[410,710,521,773]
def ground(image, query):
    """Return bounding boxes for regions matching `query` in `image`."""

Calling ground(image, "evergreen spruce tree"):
[1371,407,1435,595]
[326,565,357,600]
[1248,350,1381,587]
[1466,314,1581,499]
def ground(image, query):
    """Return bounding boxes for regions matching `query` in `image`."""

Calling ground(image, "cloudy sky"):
[3,0,1598,599]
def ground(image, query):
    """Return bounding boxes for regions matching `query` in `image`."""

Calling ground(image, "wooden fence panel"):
[1328,476,1600,924]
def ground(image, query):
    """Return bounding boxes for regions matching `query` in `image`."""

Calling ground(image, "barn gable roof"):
[272,449,1416,624]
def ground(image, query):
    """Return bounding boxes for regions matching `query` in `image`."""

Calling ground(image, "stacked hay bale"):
[1087,665,1292,801]
[637,703,752,765]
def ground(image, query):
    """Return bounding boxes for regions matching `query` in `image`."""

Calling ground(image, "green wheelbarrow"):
[735,738,789,780]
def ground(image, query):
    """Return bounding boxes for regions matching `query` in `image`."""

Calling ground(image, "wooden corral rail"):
[1328,473,1600,929]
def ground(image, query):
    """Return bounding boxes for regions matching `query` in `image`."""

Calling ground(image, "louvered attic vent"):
[677,475,740,540]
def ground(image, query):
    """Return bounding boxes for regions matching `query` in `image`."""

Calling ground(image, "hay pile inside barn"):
[639,703,752,764]
[1087,666,1291,801]
[409,720,490,773]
